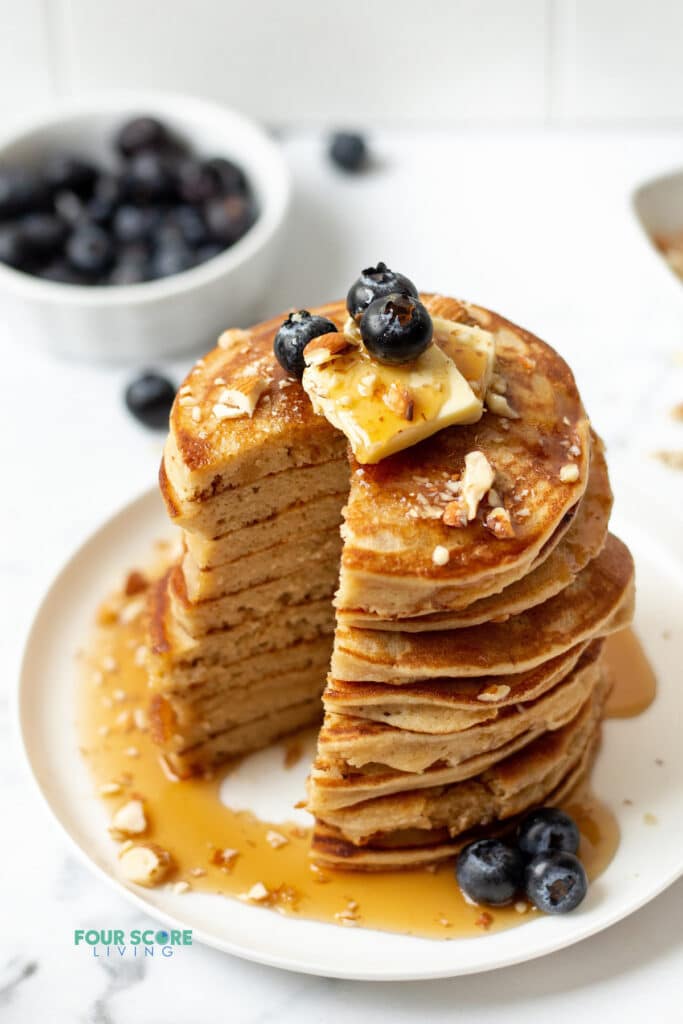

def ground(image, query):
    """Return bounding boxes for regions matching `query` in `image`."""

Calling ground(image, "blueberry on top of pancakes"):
[274,309,338,379]
[360,292,433,365]
[346,262,418,320]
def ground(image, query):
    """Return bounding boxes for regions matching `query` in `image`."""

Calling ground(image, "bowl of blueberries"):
[0,92,290,361]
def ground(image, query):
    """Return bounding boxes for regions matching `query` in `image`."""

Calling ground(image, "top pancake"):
[161,295,590,618]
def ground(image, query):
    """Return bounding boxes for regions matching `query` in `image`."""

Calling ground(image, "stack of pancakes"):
[148,295,634,870]
[147,330,346,777]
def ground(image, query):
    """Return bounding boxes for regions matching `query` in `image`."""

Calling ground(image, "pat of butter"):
[302,318,492,464]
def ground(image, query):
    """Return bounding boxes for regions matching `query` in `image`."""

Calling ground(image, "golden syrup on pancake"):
[603,629,657,719]
[79,568,624,940]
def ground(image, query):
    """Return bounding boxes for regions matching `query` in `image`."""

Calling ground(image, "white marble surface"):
[2,130,683,1020]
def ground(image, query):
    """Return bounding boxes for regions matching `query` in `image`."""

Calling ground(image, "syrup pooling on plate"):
[76,559,653,939]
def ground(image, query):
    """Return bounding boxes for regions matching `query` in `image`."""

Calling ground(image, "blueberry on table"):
[456,839,525,907]
[204,194,254,245]
[43,154,97,198]
[0,167,48,219]
[116,116,171,158]
[66,223,115,278]
[346,262,418,320]
[517,807,580,858]
[125,372,176,429]
[0,224,30,269]
[21,213,68,258]
[360,292,433,365]
[274,310,338,379]
[329,132,367,172]
[525,851,588,914]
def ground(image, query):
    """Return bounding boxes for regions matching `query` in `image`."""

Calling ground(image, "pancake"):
[331,535,633,682]
[340,434,612,631]
[310,670,608,866]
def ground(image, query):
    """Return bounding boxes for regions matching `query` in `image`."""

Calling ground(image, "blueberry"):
[517,808,580,859]
[150,238,195,279]
[204,194,254,245]
[43,154,97,198]
[112,204,161,244]
[21,213,68,258]
[525,851,588,914]
[38,259,89,285]
[176,158,224,204]
[0,224,30,268]
[346,262,418,320]
[109,244,150,285]
[122,152,176,203]
[194,242,226,264]
[0,167,48,219]
[124,372,176,429]
[329,132,367,172]
[116,116,170,158]
[166,205,210,248]
[85,175,125,225]
[274,310,338,379]
[204,157,247,196]
[53,189,85,226]
[456,839,525,907]
[360,292,432,365]
[66,223,115,278]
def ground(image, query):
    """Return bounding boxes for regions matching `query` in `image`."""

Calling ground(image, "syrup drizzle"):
[77,568,652,940]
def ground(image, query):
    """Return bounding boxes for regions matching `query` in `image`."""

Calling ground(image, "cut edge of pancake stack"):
[145,288,635,874]
[146,324,348,778]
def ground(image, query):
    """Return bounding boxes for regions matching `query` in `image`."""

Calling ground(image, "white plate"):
[17,488,683,981]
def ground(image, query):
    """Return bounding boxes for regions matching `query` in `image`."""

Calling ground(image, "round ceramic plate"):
[17,488,683,981]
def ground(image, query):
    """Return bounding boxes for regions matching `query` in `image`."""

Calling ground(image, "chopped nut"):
[477,684,512,703]
[218,327,251,350]
[265,830,289,849]
[244,882,270,902]
[119,597,145,624]
[462,451,495,520]
[191,406,202,423]
[487,488,502,507]
[134,645,147,667]
[486,391,519,419]
[514,900,529,914]
[474,911,494,930]
[485,506,515,539]
[99,782,122,797]
[178,385,193,396]
[213,376,268,419]
[560,463,580,483]
[119,843,172,887]
[172,880,191,894]
[432,545,450,566]
[133,707,147,731]
[109,799,147,838]
[178,394,195,407]
[190,867,207,877]
[303,332,354,367]
[383,382,415,420]
[210,847,239,870]
[442,500,467,527]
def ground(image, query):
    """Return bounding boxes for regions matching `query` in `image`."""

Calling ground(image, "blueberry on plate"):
[360,292,433,365]
[65,223,115,278]
[21,212,68,259]
[525,851,588,914]
[43,154,97,198]
[346,262,418,320]
[274,310,338,379]
[517,807,580,858]
[329,132,367,172]
[456,839,525,907]
[204,194,254,245]
[116,116,170,158]
[125,372,176,429]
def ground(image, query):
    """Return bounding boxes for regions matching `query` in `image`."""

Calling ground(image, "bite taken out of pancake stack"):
[146,287,634,870]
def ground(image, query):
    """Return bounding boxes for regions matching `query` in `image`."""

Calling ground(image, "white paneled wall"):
[2,0,683,127]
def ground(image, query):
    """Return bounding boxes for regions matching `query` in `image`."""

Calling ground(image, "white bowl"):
[0,92,291,362]
[632,167,683,293]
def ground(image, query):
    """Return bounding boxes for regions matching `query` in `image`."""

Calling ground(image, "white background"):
[2,1,683,1021]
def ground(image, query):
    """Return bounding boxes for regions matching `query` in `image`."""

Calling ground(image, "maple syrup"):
[77,567,652,940]
[603,629,657,719]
